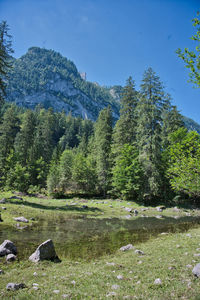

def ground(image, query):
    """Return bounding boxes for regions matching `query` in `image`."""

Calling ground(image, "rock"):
[135,249,144,255]
[30,217,35,221]
[141,207,148,211]
[154,278,162,285]
[0,213,3,222]
[0,269,4,274]
[186,264,192,268]
[106,292,117,297]
[9,196,23,200]
[6,282,26,291]
[33,272,37,276]
[119,244,134,251]
[0,240,17,256]
[117,275,123,280]
[6,254,17,262]
[82,205,88,209]
[111,284,120,290]
[192,263,200,277]
[155,215,163,219]
[125,215,132,219]
[29,239,60,262]
[13,216,29,223]
[0,198,6,203]
[1,207,6,210]
[156,207,163,212]
[53,290,60,294]
[16,223,28,230]
[124,207,132,213]
[106,262,115,266]
[134,209,138,215]
[194,253,200,257]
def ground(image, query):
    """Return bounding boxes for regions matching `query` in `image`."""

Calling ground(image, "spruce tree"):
[0,21,13,107]
[112,76,138,154]
[94,106,112,196]
[136,68,165,200]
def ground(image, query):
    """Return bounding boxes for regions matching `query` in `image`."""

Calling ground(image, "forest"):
[0,20,200,205]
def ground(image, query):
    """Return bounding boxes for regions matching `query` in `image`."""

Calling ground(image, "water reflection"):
[0,216,200,260]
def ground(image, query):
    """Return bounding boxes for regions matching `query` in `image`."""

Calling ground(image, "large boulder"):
[0,240,17,257]
[29,239,60,262]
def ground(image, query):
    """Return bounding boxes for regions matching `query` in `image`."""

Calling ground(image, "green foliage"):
[0,21,13,107]
[72,152,97,192]
[176,12,200,87]
[94,106,113,195]
[167,128,200,198]
[112,144,142,200]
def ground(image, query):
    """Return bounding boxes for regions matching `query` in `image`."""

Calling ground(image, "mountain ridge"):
[5,46,200,133]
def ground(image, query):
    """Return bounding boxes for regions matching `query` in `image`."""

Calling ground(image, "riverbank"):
[1,192,200,299]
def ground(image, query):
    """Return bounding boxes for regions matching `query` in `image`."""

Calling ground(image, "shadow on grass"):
[8,199,102,213]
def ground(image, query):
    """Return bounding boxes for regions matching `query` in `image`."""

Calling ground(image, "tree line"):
[1,20,200,204]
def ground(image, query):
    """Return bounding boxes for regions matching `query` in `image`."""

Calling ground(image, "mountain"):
[6,47,121,120]
[5,46,200,132]
[182,116,200,134]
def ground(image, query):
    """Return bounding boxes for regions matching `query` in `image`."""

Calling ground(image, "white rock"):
[111,284,120,290]
[117,275,123,280]
[154,278,162,285]
[119,244,134,251]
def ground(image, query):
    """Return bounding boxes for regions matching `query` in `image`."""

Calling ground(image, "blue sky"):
[0,0,200,123]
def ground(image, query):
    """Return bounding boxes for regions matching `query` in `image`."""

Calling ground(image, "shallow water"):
[0,215,200,260]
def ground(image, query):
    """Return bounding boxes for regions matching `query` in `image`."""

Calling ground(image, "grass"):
[1,191,200,299]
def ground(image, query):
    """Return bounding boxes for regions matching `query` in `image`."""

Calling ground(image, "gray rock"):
[119,244,134,251]
[6,254,17,262]
[0,240,17,256]
[15,223,28,230]
[29,239,60,262]
[1,207,6,210]
[111,284,120,290]
[156,207,163,212]
[135,249,144,255]
[192,263,200,277]
[9,196,23,200]
[14,216,29,223]
[124,207,132,213]
[6,282,26,291]
[155,215,163,219]
[0,198,6,203]
[154,278,162,285]
[134,209,138,215]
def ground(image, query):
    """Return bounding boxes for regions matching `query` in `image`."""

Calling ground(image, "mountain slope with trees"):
[6,47,120,120]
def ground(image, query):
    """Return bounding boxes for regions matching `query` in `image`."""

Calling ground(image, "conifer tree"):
[136,68,165,199]
[112,76,138,155]
[0,21,13,107]
[94,106,112,195]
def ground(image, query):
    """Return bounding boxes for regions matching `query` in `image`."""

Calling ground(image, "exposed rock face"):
[29,239,60,262]
[6,47,120,121]
[0,240,17,256]
[6,283,26,291]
